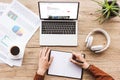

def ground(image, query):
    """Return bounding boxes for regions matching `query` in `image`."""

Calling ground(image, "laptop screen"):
[38,2,79,20]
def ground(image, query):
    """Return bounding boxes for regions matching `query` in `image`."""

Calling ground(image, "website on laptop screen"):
[39,2,79,20]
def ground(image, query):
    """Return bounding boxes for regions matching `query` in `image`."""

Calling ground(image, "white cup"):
[9,46,22,59]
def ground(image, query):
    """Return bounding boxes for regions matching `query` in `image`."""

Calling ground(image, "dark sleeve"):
[34,72,45,80]
[87,65,114,80]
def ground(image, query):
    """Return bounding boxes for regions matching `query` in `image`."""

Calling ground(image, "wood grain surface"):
[0,0,120,80]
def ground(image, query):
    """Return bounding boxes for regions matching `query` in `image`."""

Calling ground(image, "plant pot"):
[102,1,120,18]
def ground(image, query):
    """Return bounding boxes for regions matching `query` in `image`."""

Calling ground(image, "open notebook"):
[48,50,84,79]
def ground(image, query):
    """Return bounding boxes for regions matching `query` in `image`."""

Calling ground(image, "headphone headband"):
[85,28,111,53]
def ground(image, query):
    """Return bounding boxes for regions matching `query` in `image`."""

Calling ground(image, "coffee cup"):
[9,46,22,59]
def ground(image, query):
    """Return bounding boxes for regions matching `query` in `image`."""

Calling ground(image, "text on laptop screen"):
[39,2,79,20]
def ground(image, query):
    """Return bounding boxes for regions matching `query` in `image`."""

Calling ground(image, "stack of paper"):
[0,0,40,66]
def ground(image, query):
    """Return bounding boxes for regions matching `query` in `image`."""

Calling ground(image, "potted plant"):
[92,0,120,24]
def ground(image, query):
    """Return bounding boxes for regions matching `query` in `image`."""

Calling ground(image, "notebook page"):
[48,51,83,79]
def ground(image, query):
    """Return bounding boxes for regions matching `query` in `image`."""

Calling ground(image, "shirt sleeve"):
[87,65,114,80]
[34,72,45,80]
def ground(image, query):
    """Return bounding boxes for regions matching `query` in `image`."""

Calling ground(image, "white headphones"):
[85,28,111,53]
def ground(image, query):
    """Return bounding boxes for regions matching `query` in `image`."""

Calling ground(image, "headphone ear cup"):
[86,36,93,48]
[91,45,104,51]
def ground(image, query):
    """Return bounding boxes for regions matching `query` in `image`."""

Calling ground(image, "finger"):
[48,56,54,65]
[71,52,76,55]
[75,52,83,58]
[39,48,43,58]
[70,58,78,64]
[80,51,84,56]
[44,47,49,56]
[46,48,51,58]
[80,50,83,53]
[70,58,83,65]
[41,47,48,57]
[71,52,79,59]
[78,53,84,59]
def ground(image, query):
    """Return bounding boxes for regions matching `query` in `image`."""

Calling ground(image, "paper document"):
[0,3,9,63]
[48,51,83,79]
[0,0,40,44]
[0,0,40,66]
[0,2,9,16]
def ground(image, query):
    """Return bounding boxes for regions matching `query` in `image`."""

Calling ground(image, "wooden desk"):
[0,0,120,80]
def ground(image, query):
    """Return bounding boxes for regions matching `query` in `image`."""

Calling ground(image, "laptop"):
[38,2,79,46]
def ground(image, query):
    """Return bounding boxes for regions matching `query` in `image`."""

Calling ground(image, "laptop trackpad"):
[40,35,77,46]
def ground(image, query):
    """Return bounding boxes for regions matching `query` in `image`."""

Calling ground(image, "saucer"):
[8,53,23,60]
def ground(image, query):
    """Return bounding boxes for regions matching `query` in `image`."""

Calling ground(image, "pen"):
[74,59,84,64]
[72,55,84,64]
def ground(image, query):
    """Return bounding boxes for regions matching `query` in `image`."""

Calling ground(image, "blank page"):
[48,51,83,79]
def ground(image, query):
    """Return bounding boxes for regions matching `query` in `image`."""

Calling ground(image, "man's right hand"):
[70,52,90,69]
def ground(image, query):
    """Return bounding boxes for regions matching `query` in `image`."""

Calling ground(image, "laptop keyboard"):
[42,21,76,34]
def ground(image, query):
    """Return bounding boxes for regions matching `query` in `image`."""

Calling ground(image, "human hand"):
[37,47,53,75]
[70,52,90,69]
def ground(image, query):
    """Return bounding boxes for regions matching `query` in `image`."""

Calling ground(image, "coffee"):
[10,46,20,56]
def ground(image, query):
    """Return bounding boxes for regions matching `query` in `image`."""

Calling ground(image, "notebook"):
[38,2,79,46]
[48,50,84,79]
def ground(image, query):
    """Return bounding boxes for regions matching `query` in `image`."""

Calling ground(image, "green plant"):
[92,0,120,24]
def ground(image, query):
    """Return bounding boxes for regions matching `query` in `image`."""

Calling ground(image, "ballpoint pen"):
[72,55,84,64]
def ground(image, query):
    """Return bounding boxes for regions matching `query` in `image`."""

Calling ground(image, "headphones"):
[85,28,111,53]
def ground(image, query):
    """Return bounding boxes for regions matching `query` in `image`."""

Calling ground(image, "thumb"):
[48,56,54,65]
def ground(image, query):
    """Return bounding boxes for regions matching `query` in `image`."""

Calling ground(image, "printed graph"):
[12,25,24,36]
